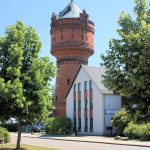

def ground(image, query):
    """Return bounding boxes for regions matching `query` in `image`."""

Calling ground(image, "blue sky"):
[0,0,149,66]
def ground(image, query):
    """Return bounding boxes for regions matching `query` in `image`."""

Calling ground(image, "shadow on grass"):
[0,144,57,150]
[0,148,25,150]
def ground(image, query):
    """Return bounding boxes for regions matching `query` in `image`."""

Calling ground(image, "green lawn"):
[0,144,59,150]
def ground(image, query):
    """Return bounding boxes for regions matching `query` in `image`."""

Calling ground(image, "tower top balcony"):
[51,0,94,30]
[50,0,94,61]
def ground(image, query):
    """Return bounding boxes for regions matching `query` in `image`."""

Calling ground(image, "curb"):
[21,135,150,148]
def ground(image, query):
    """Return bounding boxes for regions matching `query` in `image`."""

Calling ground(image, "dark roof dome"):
[58,0,82,19]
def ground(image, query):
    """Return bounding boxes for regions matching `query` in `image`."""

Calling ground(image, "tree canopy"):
[101,0,150,122]
[0,21,56,149]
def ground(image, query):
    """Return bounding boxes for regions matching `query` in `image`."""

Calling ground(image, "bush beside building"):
[124,122,150,141]
[45,117,73,135]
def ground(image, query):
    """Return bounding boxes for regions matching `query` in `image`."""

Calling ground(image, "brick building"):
[50,0,95,117]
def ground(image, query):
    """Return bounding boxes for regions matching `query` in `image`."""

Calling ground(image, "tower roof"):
[58,0,82,19]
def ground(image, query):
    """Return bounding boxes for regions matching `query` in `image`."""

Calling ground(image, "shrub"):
[0,127,10,143]
[1,123,18,132]
[112,108,131,135]
[124,122,150,141]
[45,117,73,134]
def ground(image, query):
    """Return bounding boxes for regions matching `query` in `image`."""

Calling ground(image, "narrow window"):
[86,36,87,41]
[82,34,84,40]
[74,84,76,93]
[89,80,92,89]
[78,83,81,92]
[84,81,87,90]
[61,35,63,40]
[67,79,70,85]
[85,99,88,110]
[74,118,76,130]
[55,96,57,102]
[74,100,76,111]
[90,99,93,109]
[78,118,81,131]
[85,118,88,132]
[71,34,74,39]
[78,101,81,111]
[90,118,93,132]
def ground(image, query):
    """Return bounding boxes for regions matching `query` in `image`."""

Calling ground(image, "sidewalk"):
[11,133,150,147]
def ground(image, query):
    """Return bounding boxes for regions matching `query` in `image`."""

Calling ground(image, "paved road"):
[11,134,149,150]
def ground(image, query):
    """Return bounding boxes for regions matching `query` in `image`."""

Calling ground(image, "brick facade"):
[50,6,94,117]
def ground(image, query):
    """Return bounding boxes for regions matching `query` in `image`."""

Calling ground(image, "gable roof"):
[58,0,82,19]
[66,65,113,99]
[82,65,113,94]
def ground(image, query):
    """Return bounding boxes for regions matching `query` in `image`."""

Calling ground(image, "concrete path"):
[10,133,150,150]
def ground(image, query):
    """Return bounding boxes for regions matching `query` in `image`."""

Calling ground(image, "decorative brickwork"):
[50,1,94,117]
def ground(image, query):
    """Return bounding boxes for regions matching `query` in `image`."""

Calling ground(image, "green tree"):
[101,0,150,122]
[0,21,56,149]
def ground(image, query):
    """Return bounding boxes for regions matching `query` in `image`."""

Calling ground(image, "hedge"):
[1,123,18,132]
[124,122,150,141]
[0,127,10,143]
[45,117,73,134]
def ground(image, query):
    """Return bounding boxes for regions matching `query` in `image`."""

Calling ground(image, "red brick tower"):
[50,0,94,117]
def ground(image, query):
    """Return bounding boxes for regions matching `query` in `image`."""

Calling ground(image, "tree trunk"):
[16,118,22,149]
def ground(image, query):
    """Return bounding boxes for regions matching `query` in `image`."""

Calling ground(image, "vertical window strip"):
[74,84,76,93]
[78,83,81,91]
[84,81,87,90]
[74,100,76,111]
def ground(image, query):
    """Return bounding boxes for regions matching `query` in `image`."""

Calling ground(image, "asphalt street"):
[11,134,149,150]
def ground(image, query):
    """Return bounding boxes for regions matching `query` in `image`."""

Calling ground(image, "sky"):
[0,0,149,67]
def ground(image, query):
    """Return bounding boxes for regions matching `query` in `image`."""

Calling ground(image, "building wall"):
[66,67,122,135]
[66,67,104,135]
[92,85,104,135]
[66,86,74,120]
[55,62,81,117]
[51,24,94,50]
[104,95,121,129]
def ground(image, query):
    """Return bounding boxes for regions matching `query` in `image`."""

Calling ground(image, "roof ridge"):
[81,64,105,69]
[81,65,113,94]
[58,1,82,19]
[81,65,104,94]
